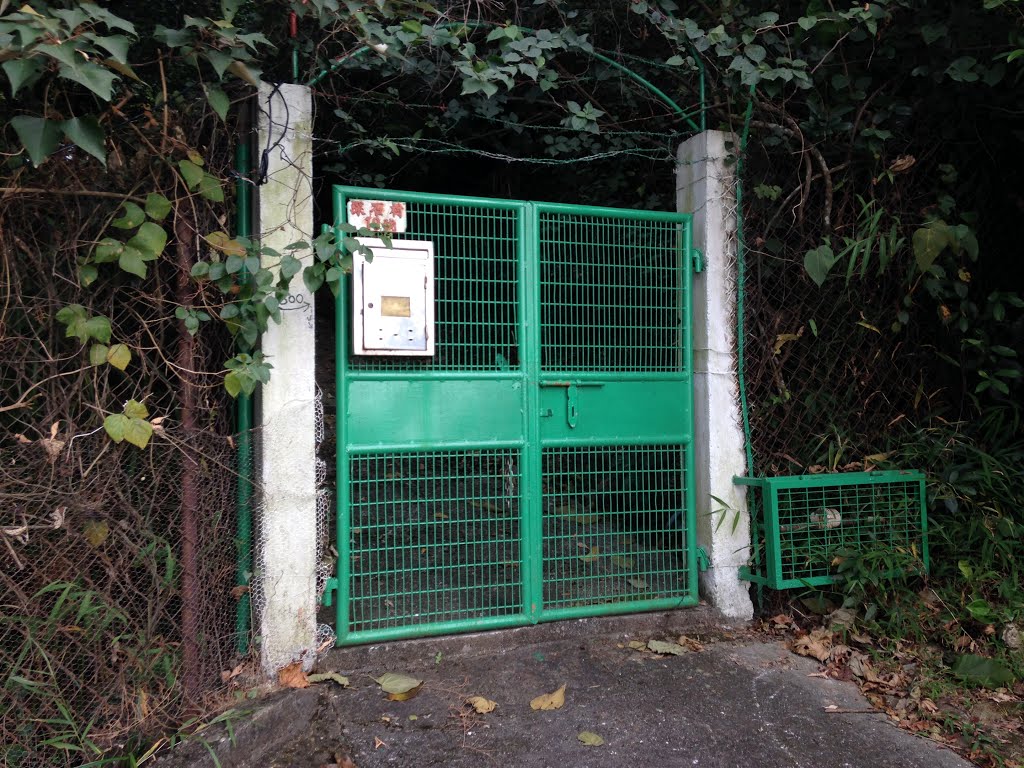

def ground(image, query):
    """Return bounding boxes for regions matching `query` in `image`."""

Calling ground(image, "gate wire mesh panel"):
[347,450,521,632]
[742,473,927,589]
[345,196,520,372]
[542,445,690,608]
[538,212,684,372]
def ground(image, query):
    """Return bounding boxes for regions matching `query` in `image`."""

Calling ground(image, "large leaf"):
[2,59,42,97]
[94,238,123,263]
[112,202,145,230]
[199,173,224,202]
[58,61,117,101]
[124,400,149,419]
[119,245,148,278]
[104,413,129,442]
[952,654,1015,688]
[10,116,60,167]
[128,222,167,260]
[145,193,172,222]
[204,84,230,122]
[123,418,153,449]
[62,116,107,166]
[91,34,131,63]
[912,221,953,272]
[178,159,204,189]
[803,244,838,287]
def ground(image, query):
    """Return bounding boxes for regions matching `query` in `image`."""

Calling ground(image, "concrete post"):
[254,83,319,674]
[677,131,754,620]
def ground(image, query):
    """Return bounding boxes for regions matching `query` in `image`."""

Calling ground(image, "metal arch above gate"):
[325,186,698,645]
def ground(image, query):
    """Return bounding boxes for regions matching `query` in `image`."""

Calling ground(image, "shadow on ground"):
[154,610,972,768]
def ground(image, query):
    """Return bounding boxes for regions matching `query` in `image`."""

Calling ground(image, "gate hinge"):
[692,249,704,274]
[696,547,710,572]
[321,577,339,608]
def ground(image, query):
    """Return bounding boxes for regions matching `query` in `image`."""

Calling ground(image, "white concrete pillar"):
[254,82,319,674]
[677,131,753,620]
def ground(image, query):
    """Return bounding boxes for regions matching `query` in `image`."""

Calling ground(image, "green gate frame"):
[327,186,698,645]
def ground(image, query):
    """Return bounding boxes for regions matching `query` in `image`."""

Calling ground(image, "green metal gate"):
[328,186,697,645]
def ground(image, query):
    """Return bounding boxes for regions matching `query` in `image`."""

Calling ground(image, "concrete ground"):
[155,609,974,768]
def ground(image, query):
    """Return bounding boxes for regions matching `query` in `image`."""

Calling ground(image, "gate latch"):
[539,380,605,428]
[692,249,704,274]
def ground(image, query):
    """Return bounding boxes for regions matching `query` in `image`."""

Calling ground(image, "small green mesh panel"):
[346,199,520,372]
[347,450,522,633]
[741,472,927,589]
[541,444,691,610]
[539,213,685,372]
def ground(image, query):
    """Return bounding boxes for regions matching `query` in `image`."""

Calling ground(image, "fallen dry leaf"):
[648,639,686,656]
[530,684,566,711]
[627,640,647,651]
[308,672,350,687]
[578,731,605,746]
[466,696,497,714]
[375,672,423,701]
[790,628,832,662]
[677,635,704,652]
[373,737,385,750]
[220,664,244,683]
[278,661,309,689]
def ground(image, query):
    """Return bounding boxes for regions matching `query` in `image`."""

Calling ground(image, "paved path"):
[155,611,973,768]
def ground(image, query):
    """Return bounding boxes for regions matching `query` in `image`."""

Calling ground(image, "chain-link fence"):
[0,429,249,765]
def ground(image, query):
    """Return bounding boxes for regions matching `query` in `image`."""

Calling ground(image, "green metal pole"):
[234,138,254,654]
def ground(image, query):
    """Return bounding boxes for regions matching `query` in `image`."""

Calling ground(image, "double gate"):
[330,186,697,645]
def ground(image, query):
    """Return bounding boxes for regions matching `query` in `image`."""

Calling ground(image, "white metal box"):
[352,238,435,356]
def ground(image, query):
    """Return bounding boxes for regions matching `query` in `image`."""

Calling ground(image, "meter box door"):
[352,238,435,356]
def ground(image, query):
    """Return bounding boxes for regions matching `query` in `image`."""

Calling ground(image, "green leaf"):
[303,265,325,294]
[803,244,838,287]
[920,23,947,45]
[58,61,117,101]
[745,44,766,63]
[279,254,302,280]
[124,418,153,449]
[11,115,60,167]
[2,59,42,97]
[199,173,224,202]
[112,202,145,230]
[127,222,167,259]
[119,246,148,278]
[92,34,131,63]
[204,84,230,122]
[191,262,211,278]
[106,343,131,371]
[797,16,817,30]
[104,413,129,442]
[912,221,953,272]
[665,55,685,66]
[952,654,1015,688]
[224,370,242,398]
[179,159,204,189]
[83,316,112,344]
[145,193,172,221]
[89,344,109,366]
[204,49,233,79]
[94,237,124,263]
[124,399,149,419]
[79,263,98,287]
